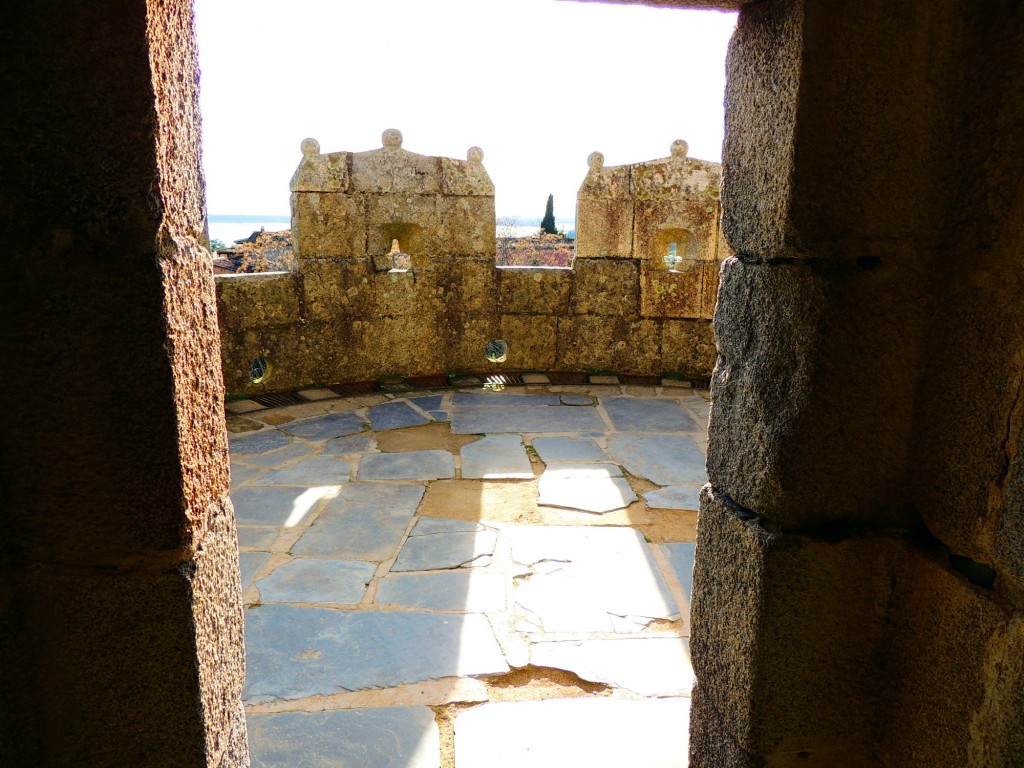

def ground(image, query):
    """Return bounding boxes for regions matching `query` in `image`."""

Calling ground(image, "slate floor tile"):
[410,395,443,412]
[358,450,454,481]
[248,707,440,768]
[239,551,272,591]
[229,429,292,454]
[291,483,423,562]
[391,518,498,571]
[451,392,559,407]
[235,441,314,468]
[451,404,606,435]
[368,400,430,431]
[603,396,698,433]
[279,412,366,440]
[606,434,707,486]
[231,486,337,528]
[253,456,351,486]
[320,434,374,455]
[230,463,263,487]
[255,558,376,604]
[659,542,696,604]
[531,437,607,463]
[460,435,533,479]
[244,606,508,701]
[537,463,637,513]
[643,485,702,511]
[237,526,279,550]
[375,570,506,612]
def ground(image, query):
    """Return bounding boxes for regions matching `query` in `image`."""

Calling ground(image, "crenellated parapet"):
[576,140,729,321]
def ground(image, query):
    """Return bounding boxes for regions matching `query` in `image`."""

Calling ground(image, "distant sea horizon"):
[207,214,575,246]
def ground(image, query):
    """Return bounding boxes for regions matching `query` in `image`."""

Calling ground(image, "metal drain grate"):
[547,371,587,385]
[329,381,376,396]
[252,391,305,408]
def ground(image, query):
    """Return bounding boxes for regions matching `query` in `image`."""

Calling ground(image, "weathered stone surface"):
[376,570,506,612]
[280,412,366,441]
[640,258,704,318]
[509,526,678,633]
[216,273,301,329]
[244,606,507,701]
[531,637,694,696]
[358,450,454,481]
[607,434,706,486]
[662,319,717,378]
[570,258,640,316]
[708,257,925,528]
[574,198,635,258]
[291,192,366,258]
[291,483,423,561]
[368,400,430,431]
[498,268,572,314]
[455,698,691,768]
[633,200,719,262]
[253,456,350,486]
[531,437,607,463]
[391,518,498,571]
[603,396,698,433]
[289,142,350,193]
[248,707,440,768]
[537,463,637,514]
[556,315,661,373]
[499,314,558,370]
[461,434,533,479]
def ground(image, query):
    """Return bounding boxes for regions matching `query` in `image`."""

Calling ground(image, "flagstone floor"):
[227,381,708,768]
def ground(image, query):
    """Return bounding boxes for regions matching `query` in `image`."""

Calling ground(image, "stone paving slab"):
[559,393,596,406]
[248,707,440,768]
[659,542,696,604]
[460,435,533,479]
[358,450,455,481]
[255,558,376,604]
[321,434,374,455]
[410,395,443,412]
[375,570,506,612]
[606,434,707,486]
[232,486,335,527]
[643,485,702,511]
[429,410,449,422]
[229,429,292,454]
[530,637,694,696]
[296,387,338,401]
[603,396,698,433]
[244,606,508,701]
[531,436,607,463]
[368,400,431,431]
[280,412,366,440]
[292,483,424,562]
[451,404,606,435]
[509,526,678,633]
[455,698,690,768]
[226,398,265,414]
[237,526,278,550]
[230,463,263,487]
[253,456,351,486]
[391,518,498,571]
[537,463,637,513]
[239,551,272,591]
[236,441,314,468]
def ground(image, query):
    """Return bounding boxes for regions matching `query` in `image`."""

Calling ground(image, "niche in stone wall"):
[654,228,701,271]
[377,222,422,270]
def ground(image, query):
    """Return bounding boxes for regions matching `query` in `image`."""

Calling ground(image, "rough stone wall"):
[690,0,1024,765]
[0,0,247,765]
[216,135,726,395]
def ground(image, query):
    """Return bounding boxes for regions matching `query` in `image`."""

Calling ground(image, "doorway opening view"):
[200,0,735,764]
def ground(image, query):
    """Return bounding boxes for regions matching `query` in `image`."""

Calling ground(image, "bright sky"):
[195,0,735,220]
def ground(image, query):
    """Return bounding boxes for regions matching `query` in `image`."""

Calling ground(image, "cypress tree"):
[540,193,557,235]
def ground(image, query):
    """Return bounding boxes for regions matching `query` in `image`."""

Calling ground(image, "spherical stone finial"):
[382,128,403,149]
[587,151,604,170]
[300,137,320,157]
[671,139,689,160]
[467,146,484,163]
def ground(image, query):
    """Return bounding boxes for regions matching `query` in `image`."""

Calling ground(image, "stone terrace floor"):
[227,380,708,768]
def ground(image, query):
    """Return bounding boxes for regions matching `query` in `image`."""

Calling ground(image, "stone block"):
[700,259,722,318]
[498,267,572,315]
[633,200,719,262]
[707,257,926,528]
[570,258,640,316]
[345,316,445,380]
[216,273,301,330]
[288,147,351,193]
[631,155,723,202]
[434,256,499,315]
[350,146,442,195]
[437,312,501,374]
[499,314,558,370]
[290,192,366,258]
[299,259,375,321]
[574,198,634,258]
[440,154,495,196]
[364,193,441,256]
[691,487,904,760]
[640,258,704,319]
[688,684,766,768]
[577,160,631,200]
[437,196,496,256]
[661,319,716,378]
[556,316,660,374]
